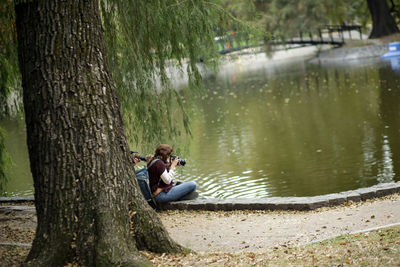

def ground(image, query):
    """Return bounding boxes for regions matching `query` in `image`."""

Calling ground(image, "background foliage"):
[0,0,16,192]
[1,0,242,154]
[0,0,19,111]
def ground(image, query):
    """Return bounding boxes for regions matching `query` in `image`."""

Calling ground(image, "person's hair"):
[153,144,173,163]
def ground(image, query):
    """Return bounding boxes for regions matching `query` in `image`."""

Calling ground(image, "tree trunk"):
[15,0,183,265]
[367,0,400,38]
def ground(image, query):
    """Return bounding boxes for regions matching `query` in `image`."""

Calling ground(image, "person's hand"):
[170,157,179,170]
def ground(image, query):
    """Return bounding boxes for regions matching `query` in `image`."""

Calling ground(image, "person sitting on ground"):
[146,144,198,203]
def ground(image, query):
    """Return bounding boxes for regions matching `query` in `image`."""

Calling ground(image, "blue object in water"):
[387,56,400,70]
[381,42,400,58]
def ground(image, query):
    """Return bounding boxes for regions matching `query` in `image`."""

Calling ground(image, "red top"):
[148,160,173,193]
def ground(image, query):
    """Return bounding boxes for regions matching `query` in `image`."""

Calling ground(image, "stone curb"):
[158,181,400,211]
[0,196,34,203]
[1,182,400,211]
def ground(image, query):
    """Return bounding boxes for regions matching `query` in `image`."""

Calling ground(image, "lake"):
[1,51,399,198]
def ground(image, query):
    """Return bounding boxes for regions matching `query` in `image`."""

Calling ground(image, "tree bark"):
[367,0,400,38]
[15,0,182,265]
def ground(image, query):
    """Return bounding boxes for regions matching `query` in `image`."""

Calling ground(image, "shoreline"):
[310,43,388,64]
[2,181,400,211]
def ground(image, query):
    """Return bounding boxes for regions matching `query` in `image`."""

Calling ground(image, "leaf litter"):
[1,194,400,266]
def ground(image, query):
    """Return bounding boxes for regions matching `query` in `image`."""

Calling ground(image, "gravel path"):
[159,194,400,252]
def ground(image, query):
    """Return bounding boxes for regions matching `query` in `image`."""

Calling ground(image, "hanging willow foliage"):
[0,0,254,153]
[99,0,245,151]
[0,0,19,103]
[0,1,17,192]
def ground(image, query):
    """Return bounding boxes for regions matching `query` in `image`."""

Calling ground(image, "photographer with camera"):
[141,144,197,203]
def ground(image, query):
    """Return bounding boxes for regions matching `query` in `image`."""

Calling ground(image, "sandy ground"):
[159,194,400,252]
[1,194,400,254]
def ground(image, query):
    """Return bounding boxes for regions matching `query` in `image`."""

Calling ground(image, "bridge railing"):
[216,25,363,54]
[279,25,363,46]
[319,24,363,43]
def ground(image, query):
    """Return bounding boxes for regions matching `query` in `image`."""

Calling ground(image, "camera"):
[171,155,186,166]
[130,151,145,160]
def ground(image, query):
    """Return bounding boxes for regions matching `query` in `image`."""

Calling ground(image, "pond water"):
[1,53,399,198]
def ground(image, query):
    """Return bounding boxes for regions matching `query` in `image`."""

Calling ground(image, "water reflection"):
[386,57,400,70]
[178,56,400,198]
[379,64,400,182]
[1,55,399,198]
[0,118,33,196]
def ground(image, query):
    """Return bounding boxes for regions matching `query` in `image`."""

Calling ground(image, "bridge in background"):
[216,25,363,54]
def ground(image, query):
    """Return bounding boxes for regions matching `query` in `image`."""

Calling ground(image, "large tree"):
[15,0,200,265]
[367,0,400,38]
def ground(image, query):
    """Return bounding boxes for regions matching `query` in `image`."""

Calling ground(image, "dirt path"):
[159,194,400,252]
[1,194,400,254]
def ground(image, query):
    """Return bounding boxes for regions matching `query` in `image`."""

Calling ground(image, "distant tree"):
[253,0,320,40]
[237,0,399,40]
[251,0,350,40]
[367,0,400,38]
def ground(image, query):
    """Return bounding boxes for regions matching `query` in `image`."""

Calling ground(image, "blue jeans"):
[154,181,197,203]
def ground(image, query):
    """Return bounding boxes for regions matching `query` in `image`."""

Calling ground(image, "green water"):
[179,56,400,198]
[0,117,33,196]
[1,55,399,198]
